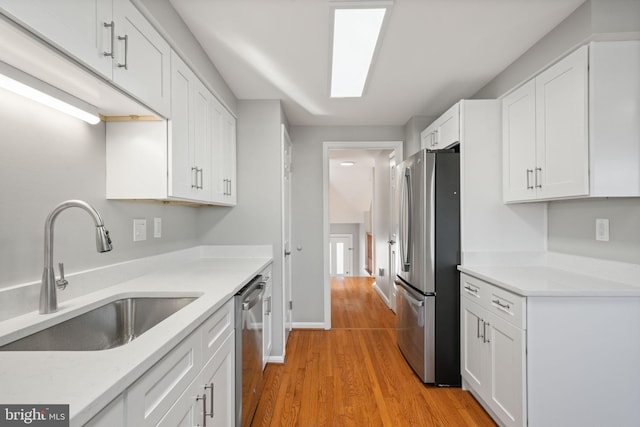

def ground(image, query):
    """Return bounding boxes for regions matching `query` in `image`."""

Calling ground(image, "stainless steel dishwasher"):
[234,275,264,427]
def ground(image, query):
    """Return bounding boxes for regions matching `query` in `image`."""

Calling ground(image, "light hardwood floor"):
[252,276,496,426]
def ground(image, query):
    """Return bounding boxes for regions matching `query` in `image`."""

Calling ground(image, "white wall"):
[372,151,392,303]
[0,88,200,291]
[472,0,640,264]
[197,100,287,357]
[290,126,404,324]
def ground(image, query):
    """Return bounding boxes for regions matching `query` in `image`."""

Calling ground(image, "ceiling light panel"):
[330,5,388,98]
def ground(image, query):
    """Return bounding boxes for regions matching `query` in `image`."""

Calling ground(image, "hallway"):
[252,277,496,426]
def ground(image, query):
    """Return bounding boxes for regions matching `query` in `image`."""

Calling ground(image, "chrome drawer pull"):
[492,299,511,310]
[204,383,214,418]
[103,21,115,58]
[464,285,478,294]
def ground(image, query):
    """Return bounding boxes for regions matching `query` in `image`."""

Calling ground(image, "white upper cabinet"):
[106,51,237,206]
[534,46,589,200]
[0,0,113,78]
[112,0,170,117]
[421,103,460,150]
[0,0,171,117]
[503,41,640,203]
[211,97,237,205]
[502,80,537,202]
[169,51,213,202]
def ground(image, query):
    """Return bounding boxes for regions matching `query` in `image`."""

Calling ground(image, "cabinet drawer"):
[486,283,525,330]
[460,273,526,330]
[127,330,203,426]
[201,299,234,363]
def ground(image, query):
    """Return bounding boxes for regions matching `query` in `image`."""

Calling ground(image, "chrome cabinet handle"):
[191,167,198,189]
[477,317,482,339]
[483,321,490,343]
[103,21,115,58]
[228,179,232,196]
[492,299,511,310]
[197,168,203,189]
[117,34,128,69]
[196,393,207,426]
[526,169,534,190]
[464,285,478,295]
[204,383,214,418]
[535,167,542,188]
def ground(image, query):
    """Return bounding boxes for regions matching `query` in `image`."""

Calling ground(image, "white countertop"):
[459,252,640,297]
[0,252,271,426]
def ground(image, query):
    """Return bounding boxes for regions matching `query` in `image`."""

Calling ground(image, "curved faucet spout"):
[40,200,113,314]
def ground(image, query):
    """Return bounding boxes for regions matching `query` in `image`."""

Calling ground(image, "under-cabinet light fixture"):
[0,61,101,125]
[330,1,392,98]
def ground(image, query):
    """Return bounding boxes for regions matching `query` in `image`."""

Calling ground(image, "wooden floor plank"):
[252,276,496,426]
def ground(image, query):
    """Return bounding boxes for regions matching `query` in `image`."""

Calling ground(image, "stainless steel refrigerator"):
[395,148,460,385]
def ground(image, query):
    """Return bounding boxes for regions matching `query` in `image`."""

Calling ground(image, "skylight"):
[330,6,387,98]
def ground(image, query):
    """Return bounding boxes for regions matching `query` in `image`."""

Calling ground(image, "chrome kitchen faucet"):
[40,200,112,314]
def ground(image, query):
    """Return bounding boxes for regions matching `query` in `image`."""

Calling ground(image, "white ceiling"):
[170,0,586,126]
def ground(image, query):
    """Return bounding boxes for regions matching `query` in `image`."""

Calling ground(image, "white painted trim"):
[292,322,327,329]
[322,141,403,330]
[267,355,286,364]
[372,282,390,308]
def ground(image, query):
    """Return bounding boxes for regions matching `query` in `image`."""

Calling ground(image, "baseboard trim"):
[373,282,391,308]
[292,322,326,329]
[267,355,285,364]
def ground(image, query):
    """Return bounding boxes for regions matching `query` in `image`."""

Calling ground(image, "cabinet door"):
[502,80,537,202]
[192,77,213,202]
[113,0,170,117]
[0,0,113,78]
[535,46,588,199]
[169,52,195,200]
[210,98,237,205]
[487,313,526,427]
[158,333,235,427]
[461,298,487,394]
[221,109,237,205]
[436,103,460,149]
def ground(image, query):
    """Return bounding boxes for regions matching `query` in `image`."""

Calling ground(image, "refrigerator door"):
[395,278,435,383]
[398,150,436,294]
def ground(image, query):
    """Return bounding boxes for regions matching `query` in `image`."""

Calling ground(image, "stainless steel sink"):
[0,297,197,351]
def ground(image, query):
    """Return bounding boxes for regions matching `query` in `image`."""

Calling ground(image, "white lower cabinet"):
[86,299,235,427]
[158,333,235,427]
[461,274,526,427]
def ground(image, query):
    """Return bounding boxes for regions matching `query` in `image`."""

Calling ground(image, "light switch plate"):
[154,217,162,238]
[595,218,609,241]
[133,219,147,242]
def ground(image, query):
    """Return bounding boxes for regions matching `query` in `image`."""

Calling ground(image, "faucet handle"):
[56,262,68,290]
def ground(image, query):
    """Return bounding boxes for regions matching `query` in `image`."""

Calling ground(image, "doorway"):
[329,234,353,276]
[322,141,403,329]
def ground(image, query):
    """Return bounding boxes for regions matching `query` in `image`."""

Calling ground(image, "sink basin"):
[0,297,197,351]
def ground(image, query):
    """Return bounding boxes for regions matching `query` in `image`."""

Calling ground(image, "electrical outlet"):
[154,217,162,238]
[595,218,609,242]
[133,219,147,242]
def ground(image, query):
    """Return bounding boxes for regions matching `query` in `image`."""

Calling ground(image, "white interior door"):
[282,125,293,341]
[330,234,353,277]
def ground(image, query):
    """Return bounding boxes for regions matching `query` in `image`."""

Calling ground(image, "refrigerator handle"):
[400,167,412,272]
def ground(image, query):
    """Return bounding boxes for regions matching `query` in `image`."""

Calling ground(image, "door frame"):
[322,140,403,329]
[281,124,293,345]
[329,233,354,277]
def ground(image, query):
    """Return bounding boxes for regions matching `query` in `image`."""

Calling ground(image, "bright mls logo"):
[0,405,69,426]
